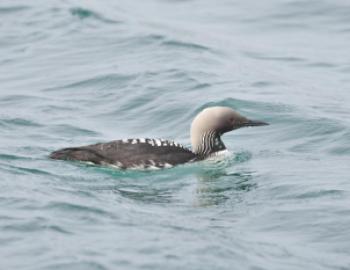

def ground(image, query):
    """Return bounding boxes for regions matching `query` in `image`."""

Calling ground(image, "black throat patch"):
[195,131,226,159]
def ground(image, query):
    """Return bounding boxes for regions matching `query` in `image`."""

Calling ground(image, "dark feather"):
[50,139,198,169]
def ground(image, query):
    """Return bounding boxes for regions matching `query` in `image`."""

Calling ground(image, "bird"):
[49,106,268,169]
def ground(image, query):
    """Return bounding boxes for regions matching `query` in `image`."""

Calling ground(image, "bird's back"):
[50,138,197,169]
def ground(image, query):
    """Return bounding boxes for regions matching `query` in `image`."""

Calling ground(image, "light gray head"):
[190,106,268,158]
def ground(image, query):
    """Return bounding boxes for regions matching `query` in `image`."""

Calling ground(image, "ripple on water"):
[43,73,135,93]
[49,124,101,137]
[5,165,53,176]
[42,261,107,270]
[161,39,212,52]
[0,153,34,161]
[0,118,43,128]
[45,201,111,217]
[243,51,306,63]
[0,5,30,14]
[1,0,350,269]
[69,7,122,25]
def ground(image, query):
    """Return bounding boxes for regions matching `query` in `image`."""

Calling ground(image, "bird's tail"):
[49,147,106,165]
[49,148,81,160]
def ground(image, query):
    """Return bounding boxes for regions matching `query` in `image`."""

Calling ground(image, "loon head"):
[190,106,268,158]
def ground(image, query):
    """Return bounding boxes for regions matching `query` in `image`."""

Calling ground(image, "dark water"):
[1,0,350,269]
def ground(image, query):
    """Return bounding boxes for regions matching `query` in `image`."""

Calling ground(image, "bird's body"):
[50,107,268,169]
[50,138,197,169]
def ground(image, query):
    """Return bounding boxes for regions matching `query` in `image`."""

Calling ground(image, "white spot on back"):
[155,139,162,146]
[130,163,146,169]
[114,161,123,167]
[163,163,173,168]
[149,160,156,166]
[84,161,95,165]
[108,164,122,169]
[148,139,155,146]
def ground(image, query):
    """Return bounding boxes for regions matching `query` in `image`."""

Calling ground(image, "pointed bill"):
[243,119,269,127]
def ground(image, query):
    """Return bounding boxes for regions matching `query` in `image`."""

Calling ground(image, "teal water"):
[1,0,350,269]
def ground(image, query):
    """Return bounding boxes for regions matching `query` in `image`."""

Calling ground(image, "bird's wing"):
[50,138,197,168]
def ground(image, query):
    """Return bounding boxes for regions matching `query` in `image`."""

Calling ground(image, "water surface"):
[1,0,350,269]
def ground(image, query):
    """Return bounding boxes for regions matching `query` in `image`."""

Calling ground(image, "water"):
[1,0,350,269]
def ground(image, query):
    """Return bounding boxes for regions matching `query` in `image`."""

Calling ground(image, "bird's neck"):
[192,131,226,159]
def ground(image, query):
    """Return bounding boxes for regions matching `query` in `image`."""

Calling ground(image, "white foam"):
[207,149,230,160]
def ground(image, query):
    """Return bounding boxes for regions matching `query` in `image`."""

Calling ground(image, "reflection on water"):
[194,167,256,207]
[2,0,350,268]
[93,151,256,207]
[114,186,174,204]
